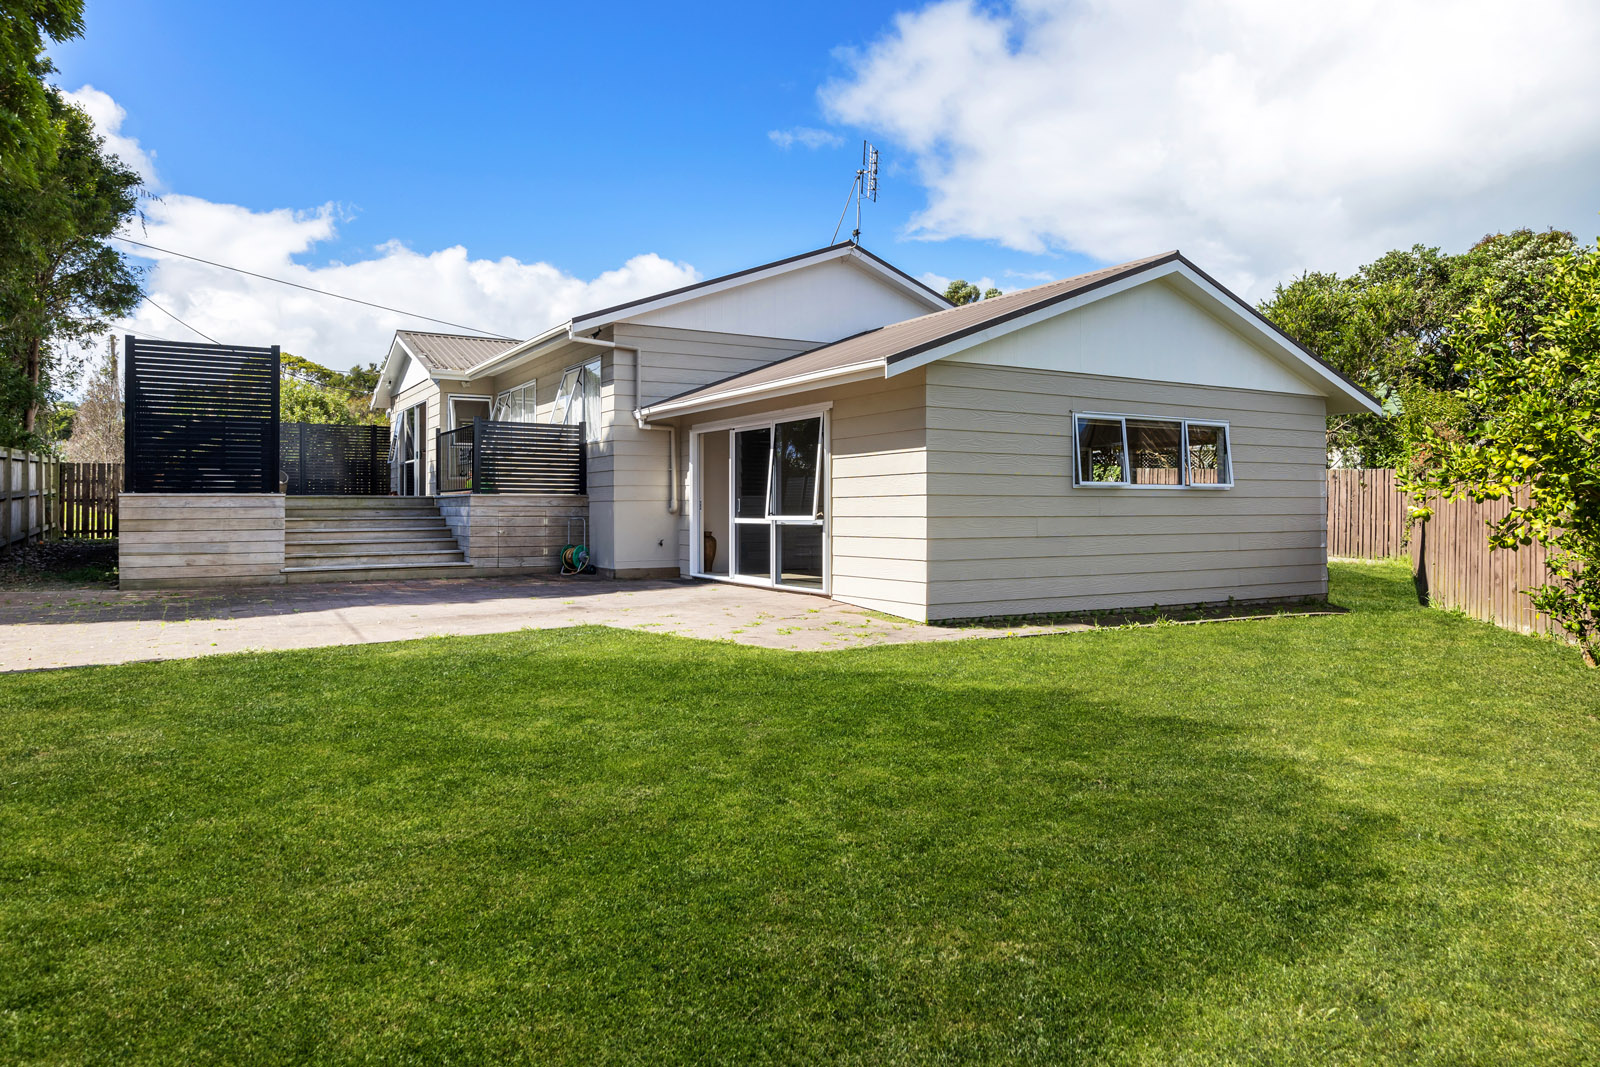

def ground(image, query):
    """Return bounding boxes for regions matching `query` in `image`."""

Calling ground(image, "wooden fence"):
[1327,468,1557,638]
[1,446,60,549]
[61,461,123,538]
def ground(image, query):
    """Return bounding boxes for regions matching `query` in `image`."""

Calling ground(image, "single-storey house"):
[371,242,1379,622]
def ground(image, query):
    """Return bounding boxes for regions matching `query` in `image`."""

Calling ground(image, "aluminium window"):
[1073,412,1233,488]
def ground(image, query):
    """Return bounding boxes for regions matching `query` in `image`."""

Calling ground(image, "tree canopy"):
[1401,242,1600,666]
[279,353,387,425]
[943,279,1002,306]
[0,0,85,185]
[1259,229,1588,467]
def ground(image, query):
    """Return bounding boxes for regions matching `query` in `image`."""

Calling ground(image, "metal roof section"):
[636,252,1384,420]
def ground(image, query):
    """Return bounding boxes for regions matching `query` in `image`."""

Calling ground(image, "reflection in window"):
[770,417,822,517]
[1076,416,1127,484]
[1126,418,1183,485]
[1187,423,1230,485]
[734,427,771,519]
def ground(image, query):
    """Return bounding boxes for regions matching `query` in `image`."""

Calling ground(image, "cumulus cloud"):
[768,126,845,150]
[64,85,158,184]
[77,88,700,374]
[823,0,1600,293]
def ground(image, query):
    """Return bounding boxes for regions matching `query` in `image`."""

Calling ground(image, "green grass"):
[2,561,1597,1065]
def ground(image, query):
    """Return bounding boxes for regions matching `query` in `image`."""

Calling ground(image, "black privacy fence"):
[125,336,280,493]
[437,420,586,494]
[280,423,390,495]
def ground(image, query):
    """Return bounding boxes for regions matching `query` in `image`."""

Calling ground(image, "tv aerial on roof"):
[832,140,879,245]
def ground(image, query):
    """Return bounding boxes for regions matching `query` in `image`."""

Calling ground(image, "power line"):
[112,236,517,339]
[143,294,220,344]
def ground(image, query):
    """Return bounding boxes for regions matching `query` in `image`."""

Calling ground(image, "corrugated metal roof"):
[643,252,1180,412]
[396,330,517,374]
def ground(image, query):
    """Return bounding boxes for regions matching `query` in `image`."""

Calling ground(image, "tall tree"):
[0,88,142,447]
[62,333,119,461]
[1402,244,1600,666]
[0,0,84,185]
[1260,230,1587,467]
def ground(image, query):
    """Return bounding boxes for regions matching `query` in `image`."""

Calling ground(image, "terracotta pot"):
[703,531,718,572]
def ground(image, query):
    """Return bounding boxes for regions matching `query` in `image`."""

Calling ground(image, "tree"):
[1261,231,1587,467]
[0,89,142,448]
[278,353,387,425]
[62,334,119,461]
[0,0,85,185]
[944,279,1002,306]
[1401,244,1600,666]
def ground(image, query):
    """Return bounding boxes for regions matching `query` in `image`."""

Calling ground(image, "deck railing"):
[436,419,585,495]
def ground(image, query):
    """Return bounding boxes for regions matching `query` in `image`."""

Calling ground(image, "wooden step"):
[285,535,459,551]
[286,541,462,559]
[285,549,466,567]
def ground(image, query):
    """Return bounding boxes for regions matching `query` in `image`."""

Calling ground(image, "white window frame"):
[550,356,602,440]
[493,379,538,423]
[688,402,832,595]
[446,393,492,430]
[1071,410,1234,490]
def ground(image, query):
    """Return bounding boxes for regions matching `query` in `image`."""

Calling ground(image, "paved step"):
[282,561,477,584]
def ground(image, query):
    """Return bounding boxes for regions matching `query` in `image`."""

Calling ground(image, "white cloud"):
[76,87,701,374]
[768,126,845,150]
[919,271,998,296]
[64,85,158,185]
[823,0,1600,294]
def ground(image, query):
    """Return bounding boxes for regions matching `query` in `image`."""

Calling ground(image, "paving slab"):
[0,575,1089,672]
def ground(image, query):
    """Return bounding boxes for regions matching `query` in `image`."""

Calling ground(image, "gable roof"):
[457,241,954,383]
[568,242,949,331]
[636,252,1384,419]
[394,330,518,374]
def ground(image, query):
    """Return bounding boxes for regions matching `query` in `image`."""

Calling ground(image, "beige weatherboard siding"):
[119,494,287,589]
[922,377,1329,620]
[669,369,931,621]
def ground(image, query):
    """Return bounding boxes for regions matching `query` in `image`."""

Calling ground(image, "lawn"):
[2,561,1597,1065]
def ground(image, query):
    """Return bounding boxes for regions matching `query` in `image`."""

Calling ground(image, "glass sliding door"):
[733,427,773,580]
[713,414,826,592]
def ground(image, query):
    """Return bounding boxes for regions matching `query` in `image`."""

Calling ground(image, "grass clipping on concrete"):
[2,561,1597,1065]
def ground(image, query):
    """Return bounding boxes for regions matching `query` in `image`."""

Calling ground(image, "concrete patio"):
[0,574,1092,672]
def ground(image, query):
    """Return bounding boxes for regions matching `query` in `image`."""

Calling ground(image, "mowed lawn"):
[2,562,1597,1065]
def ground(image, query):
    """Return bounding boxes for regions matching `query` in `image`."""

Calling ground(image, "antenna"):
[832,140,880,245]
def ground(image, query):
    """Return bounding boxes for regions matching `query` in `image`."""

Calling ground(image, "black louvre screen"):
[124,336,280,493]
[475,420,586,494]
[280,423,391,495]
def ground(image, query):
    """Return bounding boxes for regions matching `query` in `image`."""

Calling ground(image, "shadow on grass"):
[0,625,1394,1063]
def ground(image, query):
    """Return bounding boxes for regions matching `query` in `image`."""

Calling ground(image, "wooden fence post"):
[1,447,11,549]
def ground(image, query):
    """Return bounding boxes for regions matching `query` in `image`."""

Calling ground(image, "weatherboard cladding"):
[397,331,516,374]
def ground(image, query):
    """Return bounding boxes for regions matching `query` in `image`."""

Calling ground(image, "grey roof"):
[642,250,1382,415]
[396,330,517,374]
[643,252,1181,412]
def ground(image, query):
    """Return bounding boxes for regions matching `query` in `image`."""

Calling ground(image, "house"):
[371,242,1380,622]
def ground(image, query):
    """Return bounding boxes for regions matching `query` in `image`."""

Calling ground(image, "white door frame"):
[688,402,831,594]
[397,402,427,496]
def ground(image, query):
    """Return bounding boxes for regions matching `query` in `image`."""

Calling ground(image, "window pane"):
[1187,423,1230,484]
[509,391,524,423]
[552,368,578,424]
[777,524,823,588]
[1076,417,1126,483]
[579,359,601,438]
[769,417,821,517]
[1127,419,1183,485]
[735,523,770,579]
[734,427,771,518]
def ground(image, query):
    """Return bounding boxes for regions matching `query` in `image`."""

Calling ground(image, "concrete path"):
[0,575,1086,672]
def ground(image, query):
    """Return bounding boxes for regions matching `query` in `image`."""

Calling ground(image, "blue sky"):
[46,0,1600,369]
[51,0,1076,288]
